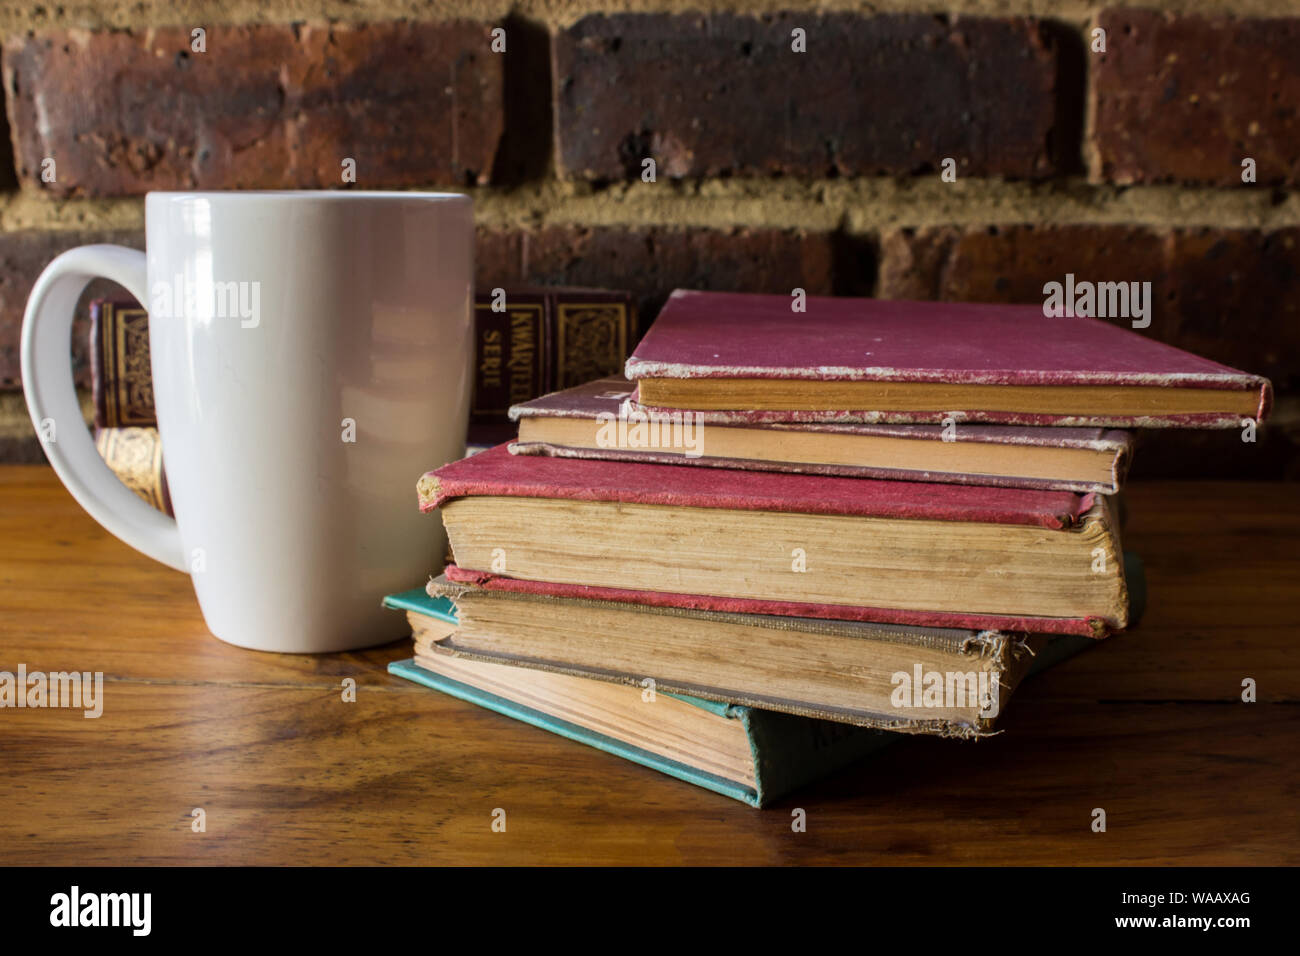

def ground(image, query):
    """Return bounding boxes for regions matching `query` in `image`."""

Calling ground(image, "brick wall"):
[1,1,1296,477]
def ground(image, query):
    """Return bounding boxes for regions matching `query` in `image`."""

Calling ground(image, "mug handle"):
[21,244,187,572]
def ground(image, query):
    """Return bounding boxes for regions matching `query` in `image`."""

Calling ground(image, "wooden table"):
[1,465,1296,865]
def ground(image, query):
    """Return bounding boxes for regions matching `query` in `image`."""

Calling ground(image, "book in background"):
[90,300,155,429]
[87,289,636,512]
[472,287,636,424]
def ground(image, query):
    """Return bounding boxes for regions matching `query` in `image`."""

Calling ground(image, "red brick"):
[1091,11,1300,185]
[553,13,1065,181]
[3,22,505,197]
[0,229,145,389]
[478,224,835,331]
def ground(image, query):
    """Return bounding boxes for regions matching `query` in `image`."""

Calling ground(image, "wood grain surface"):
[1,465,1296,865]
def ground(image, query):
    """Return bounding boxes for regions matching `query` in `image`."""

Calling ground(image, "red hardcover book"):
[418,445,1129,637]
[509,376,1134,494]
[625,290,1272,428]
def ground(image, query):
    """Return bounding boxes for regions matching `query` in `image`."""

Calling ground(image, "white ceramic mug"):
[22,191,474,652]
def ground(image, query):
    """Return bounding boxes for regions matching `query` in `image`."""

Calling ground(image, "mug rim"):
[146,189,471,203]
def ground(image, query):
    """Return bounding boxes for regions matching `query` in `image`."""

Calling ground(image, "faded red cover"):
[440,564,1109,637]
[508,376,1133,493]
[419,443,1095,530]
[624,290,1272,427]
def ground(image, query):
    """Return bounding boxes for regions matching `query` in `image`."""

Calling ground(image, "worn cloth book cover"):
[383,588,895,807]
[509,375,1134,493]
[419,445,1127,637]
[422,574,1049,736]
[426,555,1144,734]
[420,442,1096,529]
[625,290,1272,428]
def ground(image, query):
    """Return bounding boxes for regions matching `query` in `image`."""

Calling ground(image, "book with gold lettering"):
[471,287,636,423]
[472,291,551,422]
[90,300,155,428]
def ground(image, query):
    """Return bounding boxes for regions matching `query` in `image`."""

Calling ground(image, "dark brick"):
[0,99,15,190]
[3,22,505,196]
[1160,229,1300,398]
[1091,11,1300,185]
[554,13,1064,181]
[478,224,834,333]
[490,14,554,184]
[879,223,1300,477]
[0,229,146,390]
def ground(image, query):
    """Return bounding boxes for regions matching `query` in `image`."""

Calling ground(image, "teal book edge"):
[383,552,1146,808]
[384,586,457,624]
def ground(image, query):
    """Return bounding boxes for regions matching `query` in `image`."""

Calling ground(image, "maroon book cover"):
[471,291,550,423]
[418,443,1095,529]
[90,300,155,429]
[439,565,1106,638]
[418,445,1125,636]
[471,286,636,423]
[509,376,1134,493]
[625,290,1272,427]
[418,446,1123,636]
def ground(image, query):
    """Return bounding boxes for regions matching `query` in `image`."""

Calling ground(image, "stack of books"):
[388,290,1272,807]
